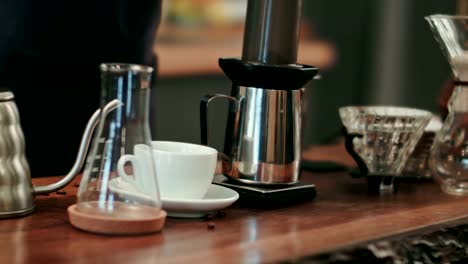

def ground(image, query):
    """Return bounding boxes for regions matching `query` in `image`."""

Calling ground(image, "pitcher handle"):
[200,94,238,172]
[33,99,123,195]
[200,94,238,146]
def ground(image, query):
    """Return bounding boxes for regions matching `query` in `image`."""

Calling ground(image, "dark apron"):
[0,0,162,176]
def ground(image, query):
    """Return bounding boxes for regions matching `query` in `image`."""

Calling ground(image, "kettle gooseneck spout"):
[33,99,123,195]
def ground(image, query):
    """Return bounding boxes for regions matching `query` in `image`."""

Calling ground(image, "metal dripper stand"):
[205,0,319,205]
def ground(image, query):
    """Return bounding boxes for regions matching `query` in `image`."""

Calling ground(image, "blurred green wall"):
[302,0,455,144]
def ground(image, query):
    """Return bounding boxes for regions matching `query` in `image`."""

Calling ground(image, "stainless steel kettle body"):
[0,92,34,217]
[0,91,121,218]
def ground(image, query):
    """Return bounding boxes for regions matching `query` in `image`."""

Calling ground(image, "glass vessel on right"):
[426,15,468,195]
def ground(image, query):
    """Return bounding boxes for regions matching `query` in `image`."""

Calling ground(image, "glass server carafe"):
[68,63,166,234]
[426,15,468,195]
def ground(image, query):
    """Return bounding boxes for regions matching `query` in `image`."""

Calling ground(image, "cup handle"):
[117,154,138,183]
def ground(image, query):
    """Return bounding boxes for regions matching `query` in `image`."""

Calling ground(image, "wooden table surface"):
[2,143,468,263]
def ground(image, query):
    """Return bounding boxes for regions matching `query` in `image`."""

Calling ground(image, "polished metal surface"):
[99,63,154,74]
[213,174,313,193]
[0,91,14,102]
[242,0,302,64]
[0,100,34,218]
[203,86,303,184]
[0,207,35,218]
[0,97,121,218]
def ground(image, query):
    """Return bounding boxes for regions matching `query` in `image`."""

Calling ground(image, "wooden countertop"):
[2,143,468,263]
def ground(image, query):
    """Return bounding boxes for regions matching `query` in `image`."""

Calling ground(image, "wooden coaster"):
[67,203,166,235]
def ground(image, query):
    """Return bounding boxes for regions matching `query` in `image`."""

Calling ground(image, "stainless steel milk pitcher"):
[201,58,317,185]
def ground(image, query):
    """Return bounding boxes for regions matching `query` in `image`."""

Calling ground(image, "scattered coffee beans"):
[207,222,216,230]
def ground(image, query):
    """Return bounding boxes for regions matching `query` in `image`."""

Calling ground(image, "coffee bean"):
[215,211,226,218]
[207,222,216,230]
[204,214,215,220]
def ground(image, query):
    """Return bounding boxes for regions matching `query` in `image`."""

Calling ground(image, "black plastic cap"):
[219,58,319,90]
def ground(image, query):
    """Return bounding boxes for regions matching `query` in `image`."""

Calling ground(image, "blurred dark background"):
[0,0,458,176]
[301,0,455,144]
[152,0,455,150]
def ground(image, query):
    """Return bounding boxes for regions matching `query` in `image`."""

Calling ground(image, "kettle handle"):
[33,99,123,195]
[200,94,238,171]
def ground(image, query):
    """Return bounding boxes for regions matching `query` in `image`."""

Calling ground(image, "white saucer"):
[162,184,239,218]
[109,177,156,205]
[108,178,239,218]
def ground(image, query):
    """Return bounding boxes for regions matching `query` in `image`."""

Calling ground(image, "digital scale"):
[212,174,316,206]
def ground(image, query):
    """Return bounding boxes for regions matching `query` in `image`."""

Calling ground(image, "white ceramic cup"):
[117,141,217,200]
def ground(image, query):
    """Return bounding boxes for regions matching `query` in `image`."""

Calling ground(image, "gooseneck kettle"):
[0,90,121,218]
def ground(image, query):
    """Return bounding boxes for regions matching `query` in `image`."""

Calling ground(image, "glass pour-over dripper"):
[426,15,468,195]
[68,63,166,235]
[340,106,432,194]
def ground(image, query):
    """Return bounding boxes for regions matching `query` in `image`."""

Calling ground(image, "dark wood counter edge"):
[162,198,468,263]
[294,212,468,260]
